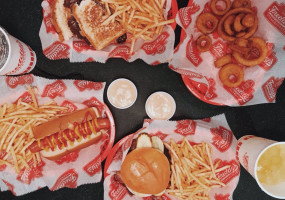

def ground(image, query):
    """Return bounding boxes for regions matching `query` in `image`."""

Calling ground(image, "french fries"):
[165,138,229,200]
[101,0,175,53]
[0,85,67,173]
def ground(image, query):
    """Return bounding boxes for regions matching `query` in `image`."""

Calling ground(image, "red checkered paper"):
[170,0,285,106]
[39,0,176,65]
[104,114,240,200]
[0,74,115,196]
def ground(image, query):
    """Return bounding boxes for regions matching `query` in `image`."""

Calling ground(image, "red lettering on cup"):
[74,80,104,92]
[60,100,77,113]
[214,193,230,200]
[175,120,197,136]
[186,36,202,67]
[43,41,70,60]
[55,151,79,165]
[6,74,34,89]
[210,126,233,152]
[108,45,130,61]
[43,14,56,33]
[51,169,78,191]
[83,155,101,176]
[2,180,16,196]
[6,40,26,75]
[264,2,285,36]
[17,160,45,185]
[243,152,249,171]
[42,80,67,99]
[215,159,240,184]
[224,80,255,105]
[149,131,168,140]
[141,32,169,55]
[262,76,284,103]
[73,41,95,52]
[178,3,200,29]
[109,174,128,200]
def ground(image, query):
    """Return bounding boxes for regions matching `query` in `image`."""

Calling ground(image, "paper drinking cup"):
[0,26,36,75]
[254,142,285,199]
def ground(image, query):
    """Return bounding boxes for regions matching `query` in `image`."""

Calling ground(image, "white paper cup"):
[145,91,176,120]
[107,78,137,109]
[255,142,285,199]
[0,26,36,75]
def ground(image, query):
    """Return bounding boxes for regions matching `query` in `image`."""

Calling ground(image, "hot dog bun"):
[120,147,170,195]
[32,107,100,139]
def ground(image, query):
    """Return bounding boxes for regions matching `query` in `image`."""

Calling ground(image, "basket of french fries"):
[104,115,240,200]
[0,74,115,196]
[39,0,178,64]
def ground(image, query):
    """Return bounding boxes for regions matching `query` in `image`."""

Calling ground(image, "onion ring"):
[242,13,255,27]
[232,37,268,66]
[224,15,235,36]
[234,38,248,47]
[196,35,212,52]
[196,13,219,34]
[217,8,258,41]
[233,0,251,8]
[233,13,246,32]
[236,31,247,37]
[210,0,232,16]
[219,63,244,87]
[214,54,232,68]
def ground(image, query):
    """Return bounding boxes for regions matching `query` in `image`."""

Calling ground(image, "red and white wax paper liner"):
[0,74,115,196]
[169,0,285,106]
[103,114,240,200]
[39,0,178,65]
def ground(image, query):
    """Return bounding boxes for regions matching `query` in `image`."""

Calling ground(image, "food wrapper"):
[104,114,240,200]
[170,0,285,106]
[0,74,115,196]
[39,0,177,65]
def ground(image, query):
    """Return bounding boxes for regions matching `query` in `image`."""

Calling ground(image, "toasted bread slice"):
[51,0,73,41]
[72,0,126,50]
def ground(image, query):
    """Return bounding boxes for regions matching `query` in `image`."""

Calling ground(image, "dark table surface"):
[0,0,285,200]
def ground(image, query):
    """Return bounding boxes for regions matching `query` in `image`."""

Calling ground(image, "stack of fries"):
[165,138,229,200]
[0,85,67,173]
[101,0,175,53]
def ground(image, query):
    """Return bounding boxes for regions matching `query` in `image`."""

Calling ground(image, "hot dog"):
[29,107,110,160]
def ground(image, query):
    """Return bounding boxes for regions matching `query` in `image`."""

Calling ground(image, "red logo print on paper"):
[215,193,230,200]
[42,80,67,99]
[143,194,171,200]
[82,97,105,113]
[44,14,56,33]
[224,80,255,105]
[61,100,77,113]
[259,42,277,71]
[73,41,95,52]
[2,180,16,195]
[144,118,153,124]
[210,40,231,59]
[108,45,131,61]
[186,36,202,67]
[15,91,33,104]
[243,152,249,171]
[175,120,196,136]
[17,160,45,185]
[109,174,128,200]
[51,169,78,191]
[188,77,217,100]
[85,57,95,62]
[122,136,134,151]
[74,80,104,92]
[83,155,101,176]
[55,151,79,165]
[262,76,284,103]
[149,131,168,141]
[0,151,7,171]
[113,148,123,161]
[6,74,34,89]
[141,32,169,55]
[179,3,200,29]
[169,65,203,79]
[215,159,240,184]
[210,126,233,152]
[264,2,285,36]
[43,41,70,60]
[201,118,211,122]
[151,61,161,65]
